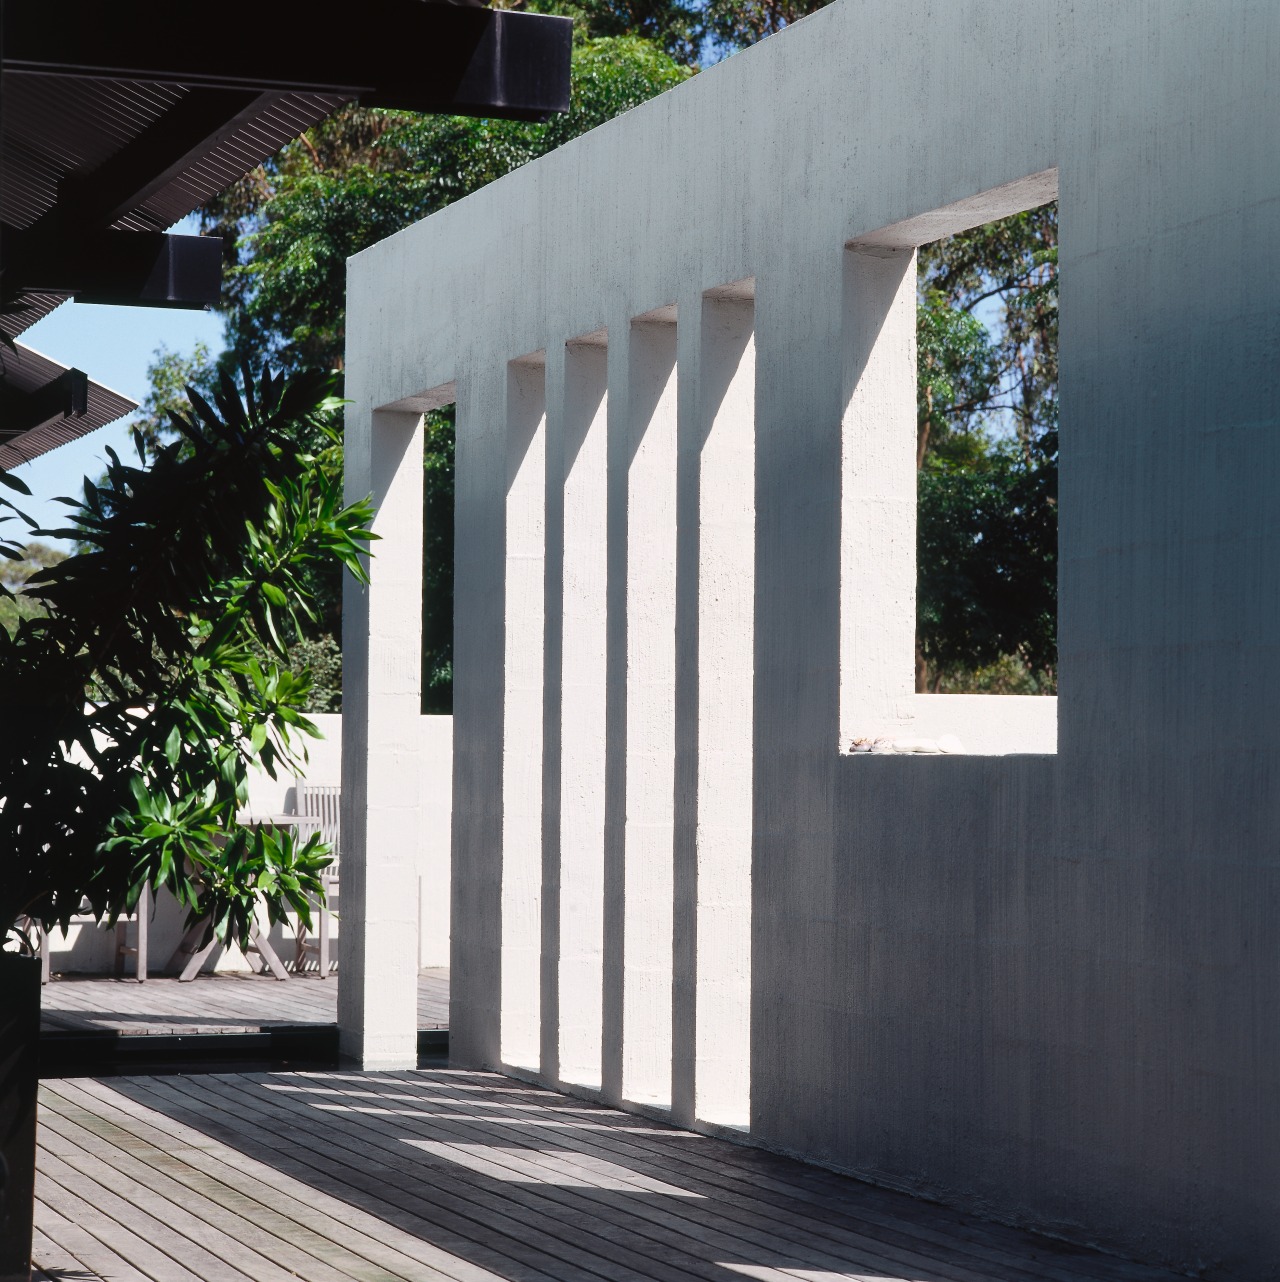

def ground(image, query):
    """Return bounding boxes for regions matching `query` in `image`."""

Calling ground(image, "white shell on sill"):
[847,734,967,755]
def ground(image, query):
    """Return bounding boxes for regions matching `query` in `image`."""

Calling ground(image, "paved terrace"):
[33,1068,1185,1282]
[39,969,450,1035]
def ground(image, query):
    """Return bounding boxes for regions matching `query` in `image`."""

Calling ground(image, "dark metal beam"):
[3,228,224,308]
[366,8,574,121]
[3,2,573,121]
[0,368,88,439]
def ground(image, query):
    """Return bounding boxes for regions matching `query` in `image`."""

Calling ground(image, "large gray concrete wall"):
[344,2,1280,1275]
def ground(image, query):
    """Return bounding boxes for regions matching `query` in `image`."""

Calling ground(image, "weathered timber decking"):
[39,968,450,1035]
[33,1068,1186,1282]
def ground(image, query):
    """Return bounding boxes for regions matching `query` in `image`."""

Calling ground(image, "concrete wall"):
[344,2,1280,1276]
[45,714,452,975]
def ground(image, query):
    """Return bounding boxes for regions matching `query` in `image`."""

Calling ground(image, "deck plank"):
[332,1075,1122,1282]
[266,1074,1156,1282]
[38,1108,366,1282]
[32,1199,151,1282]
[183,1072,974,1282]
[34,1069,1188,1282]
[38,969,449,1035]
[46,1076,545,1282]
[118,1074,666,1282]
[38,1149,209,1282]
[151,1073,786,1282]
[360,1074,1150,1282]
[44,1078,501,1282]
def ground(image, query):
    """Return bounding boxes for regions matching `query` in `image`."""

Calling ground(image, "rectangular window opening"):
[840,180,1057,756]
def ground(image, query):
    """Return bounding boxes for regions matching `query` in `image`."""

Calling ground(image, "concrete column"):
[750,249,843,1129]
[839,248,918,740]
[557,331,610,1089]
[692,286,755,1129]
[339,407,424,1069]
[501,354,547,1071]
[622,306,678,1109]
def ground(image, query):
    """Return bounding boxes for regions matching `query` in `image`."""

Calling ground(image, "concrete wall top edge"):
[346,0,1090,406]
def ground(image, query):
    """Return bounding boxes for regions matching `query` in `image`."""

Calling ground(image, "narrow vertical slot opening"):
[421,403,455,716]
[420,400,455,971]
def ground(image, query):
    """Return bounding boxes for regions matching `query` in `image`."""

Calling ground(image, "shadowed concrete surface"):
[343,0,1280,1274]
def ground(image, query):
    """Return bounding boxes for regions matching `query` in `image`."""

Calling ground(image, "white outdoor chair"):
[26,885,151,983]
[293,781,340,976]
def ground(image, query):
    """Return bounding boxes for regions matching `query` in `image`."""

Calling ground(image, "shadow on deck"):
[34,1068,1188,1282]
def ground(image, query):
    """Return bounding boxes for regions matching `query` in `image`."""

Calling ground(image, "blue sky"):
[9,217,224,547]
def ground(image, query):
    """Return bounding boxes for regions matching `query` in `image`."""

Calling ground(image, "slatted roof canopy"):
[0,343,136,471]
[0,0,572,460]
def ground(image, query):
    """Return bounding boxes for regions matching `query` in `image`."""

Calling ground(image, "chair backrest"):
[297,781,342,872]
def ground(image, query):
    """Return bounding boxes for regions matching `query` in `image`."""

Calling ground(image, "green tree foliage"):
[138,33,692,714]
[130,343,220,459]
[122,345,348,709]
[698,0,832,59]
[915,204,1058,693]
[528,0,834,66]
[535,0,701,64]
[0,370,374,948]
[146,6,1058,716]
[0,542,65,635]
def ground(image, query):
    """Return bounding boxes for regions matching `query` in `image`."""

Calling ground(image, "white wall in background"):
[45,714,452,977]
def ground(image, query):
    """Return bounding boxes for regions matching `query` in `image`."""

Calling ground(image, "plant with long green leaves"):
[0,368,374,950]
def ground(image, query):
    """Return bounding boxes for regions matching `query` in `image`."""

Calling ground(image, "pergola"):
[0,0,571,460]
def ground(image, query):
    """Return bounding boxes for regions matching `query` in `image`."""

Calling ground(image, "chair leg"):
[178,934,218,981]
[248,920,291,981]
[318,897,330,978]
[39,926,50,985]
[137,884,149,983]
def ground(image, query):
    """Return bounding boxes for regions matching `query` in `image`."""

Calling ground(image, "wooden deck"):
[39,968,450,1035]
[33,1067,1186,1282]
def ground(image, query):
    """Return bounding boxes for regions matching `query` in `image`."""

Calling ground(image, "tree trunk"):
[914,643,929,694]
